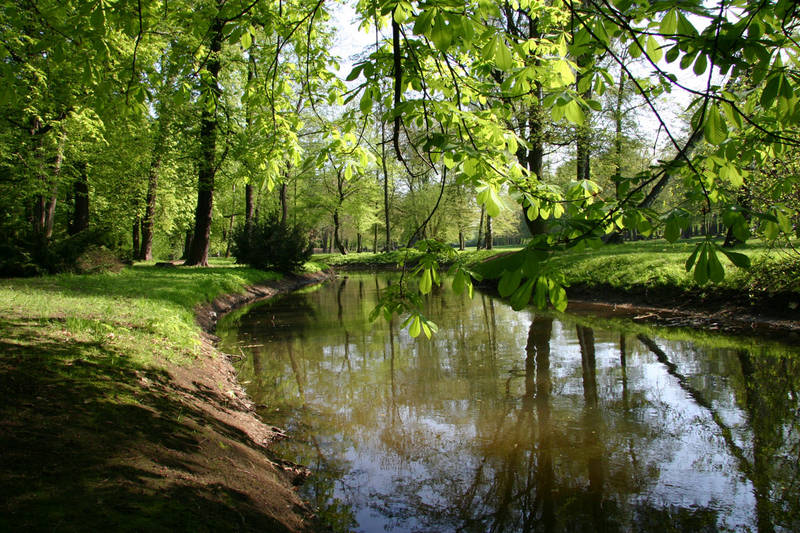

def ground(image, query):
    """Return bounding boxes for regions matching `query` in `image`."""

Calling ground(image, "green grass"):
[0,264,281,368]
[547,238,800,296]
[0,262,299,531]
[313,239,799,298]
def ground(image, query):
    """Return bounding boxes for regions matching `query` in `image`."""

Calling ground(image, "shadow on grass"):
[11,265,281,313]
[0,319,294,532]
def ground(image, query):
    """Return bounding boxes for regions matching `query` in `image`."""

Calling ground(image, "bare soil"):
[558,283,800,341]
[0,271,331,532]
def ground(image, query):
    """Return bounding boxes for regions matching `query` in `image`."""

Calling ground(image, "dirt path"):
[0,271,331,532]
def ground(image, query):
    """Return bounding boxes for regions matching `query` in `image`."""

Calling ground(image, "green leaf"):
[761,74,781,109]
[359,91,373,114]
[477,185,503,218]
[704,106,728,145]
[413,9,434,35]
[430,14,452,51]
[660,9,678,34]
[685,242,701,271]
[719,249,751,268]
[693,53,708,76]
[345,64,363,82]
[419,268,432,294]
[694,245,709,284]
[646,36,662,63]
[240,30,252,50]
[764,220,779,240]
[550,284,567,312]
[498,269,523,297]
[564,99,585,125]
[707,248,725,282]
[408,315,421,338]
[777,209,792,233]
[510,279,534,310]
[665,46,680,63]
[533,278,547,309]
[494,37,513,71]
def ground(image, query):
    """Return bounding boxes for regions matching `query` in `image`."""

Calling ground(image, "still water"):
[217,274,800,532]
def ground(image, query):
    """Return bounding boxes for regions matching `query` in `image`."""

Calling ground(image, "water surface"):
[217,274,800,532]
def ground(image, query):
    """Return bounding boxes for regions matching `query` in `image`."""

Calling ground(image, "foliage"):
[0,227,128,277]
[231,215,312,274]
[1,0,799,335]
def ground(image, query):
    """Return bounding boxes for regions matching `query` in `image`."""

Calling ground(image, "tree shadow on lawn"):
[0,320,299,532]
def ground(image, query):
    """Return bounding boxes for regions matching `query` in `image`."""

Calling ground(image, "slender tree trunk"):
[476,205,485,250]
[244,183,254,228]
[30,118,47,237]
[225,214,235,257]
[244,54,256,236]
[182,229,193,260]
[43,132,66,239]
[185,18,223,266]
[132,217,141,257]
[381,129,391,251]
[373,223,378,253]
[140,116,168,260]
[485,214,493,250]
[279,181,288,226]
[614,68,626,178]
[458,230,465,251]
[333,211,346,255]
[333,169,347,255]
[69,161,89,235]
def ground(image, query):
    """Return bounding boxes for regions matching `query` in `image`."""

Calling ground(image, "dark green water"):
[217,274,800,532]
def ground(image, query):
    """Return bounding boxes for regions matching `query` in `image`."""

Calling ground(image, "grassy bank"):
[0,262,316,532]
[546,239,800,298]
[314,239,800,307]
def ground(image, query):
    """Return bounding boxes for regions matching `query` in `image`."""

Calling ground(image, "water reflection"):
[217,274,800,532]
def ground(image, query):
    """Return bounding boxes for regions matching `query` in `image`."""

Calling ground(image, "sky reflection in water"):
[217,274,800,533]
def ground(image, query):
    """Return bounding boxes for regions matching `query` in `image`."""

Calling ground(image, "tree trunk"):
[140,116,168,261]
[69,161,89,235]
[381,130,391,251]
[356,232,363,253]
[225,214,235,257]
[245,184,254,232]
[185,18,223,266]
[182,229,193,260]
[44,132,66,239]
[476,205,485,250]
[458,230,465,251]
[485,214,493,250]
[373,223,378,253]
[132,217,141,258]
[333,211,346,255]
[279,181,288,226]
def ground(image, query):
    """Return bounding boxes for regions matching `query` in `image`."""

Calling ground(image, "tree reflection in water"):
[216,274,800,533]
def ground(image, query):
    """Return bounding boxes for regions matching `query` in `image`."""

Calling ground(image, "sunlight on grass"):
[0,265,282,370]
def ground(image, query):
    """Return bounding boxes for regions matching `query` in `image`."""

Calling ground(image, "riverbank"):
[314,239,800,337]
[0,265,329,532]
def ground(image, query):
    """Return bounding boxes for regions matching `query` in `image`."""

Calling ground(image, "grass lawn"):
[1,261,281,368]
[313,238,800,298]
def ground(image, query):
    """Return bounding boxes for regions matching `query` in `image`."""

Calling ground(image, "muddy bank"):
[472,279,800,340]
[0,271,331,532]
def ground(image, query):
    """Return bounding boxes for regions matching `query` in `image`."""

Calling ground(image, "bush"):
[231,215,312,273]
[0,227,128,277]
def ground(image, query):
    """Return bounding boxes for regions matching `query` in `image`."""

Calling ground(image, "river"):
[217,273,800,532]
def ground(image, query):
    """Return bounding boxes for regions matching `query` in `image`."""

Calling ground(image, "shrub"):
[231,215,312,273]
[0,227,128,277]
